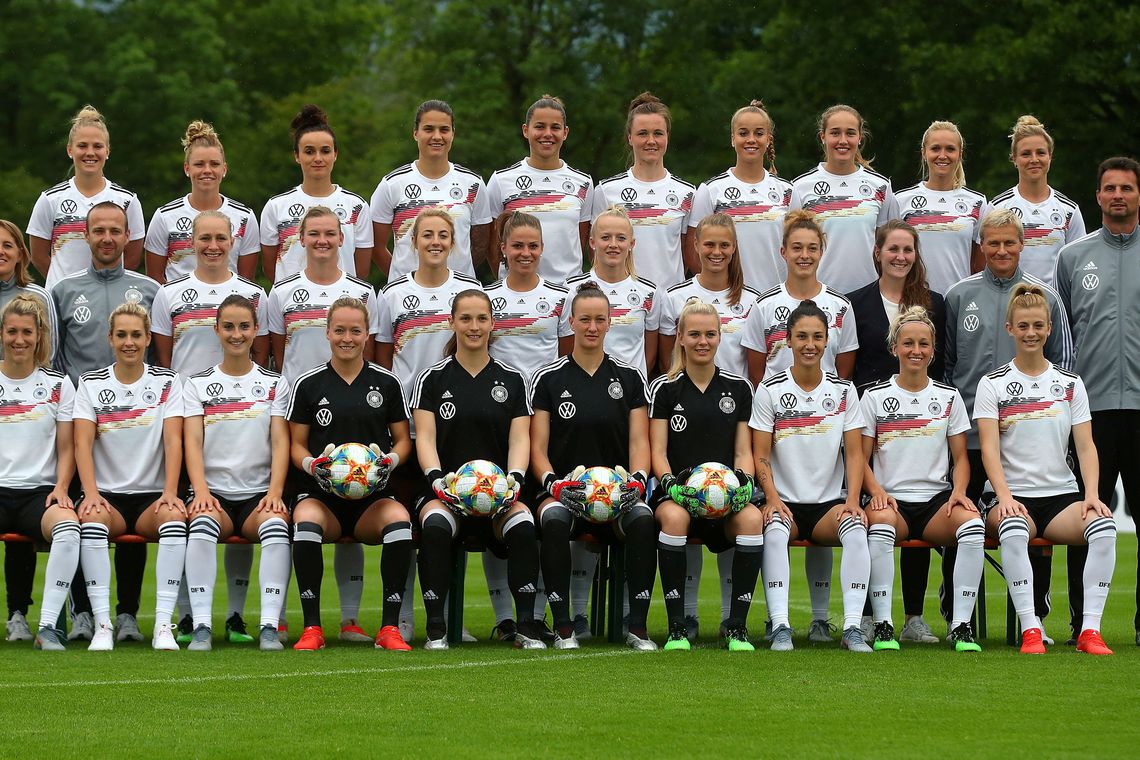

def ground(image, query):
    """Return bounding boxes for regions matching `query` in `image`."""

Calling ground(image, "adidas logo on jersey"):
[840,181,848,187]
[911,399,919,404]
[300,590,316,600]
[422,590,438,601]
[1083,261,1098,270]
[938,197,947,203]
[318,397,329,405]
[442,390,453,399]
[74,294,89,305]
[674,404,684,411]
[561,390,572,398]
[208,289,217,295]
[664,589,680,600]
[430,295,438,301]
[966,301,979,311]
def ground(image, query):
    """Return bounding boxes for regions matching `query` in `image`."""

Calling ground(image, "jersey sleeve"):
[530,370,552,412]
[485,173,505,216]
[150,288,173,337]
[837,301,859,352]
[579,182,595,223]
[352,199,373,248]
[841,384,865,431]
[738,304,766,352]
[1044,294,1074,372]
[555,294,573,338]
[385,371,410,422]
[591,183,609,218]
[748,384,775,432]
[972,376,998,421]
[365,289,381,337]
[508,370,531,417]
[648,379,670,420]
[657,290,678,336]
[410,366,436,411]
[625,365,649,409]
[369,179,393,224]
[877,183,900,224]
[1069,375,1092,426]
[162,375,184,419]
[286,375,311,423]
[237,212,261,257]
[470,177,493,225]
[735,381,753,423]
[126,194,145,241]
[947,388,971,436]
[788,185,804,212]
[1065,206,1087,244]
[259,201,279,248]
[859,391,877,438]
[253,292,270,337]
[143,208,168,256]
[374,290,394,343]
[26,192,53,239]
[72,378,95,423]
[644,288,661,332]
[270,376,291,417]
[182,377,204,417]
[57,376,77,422]
[266,286,285,335]
[688,183,714,229]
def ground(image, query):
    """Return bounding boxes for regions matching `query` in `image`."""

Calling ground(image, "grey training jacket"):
[1055,225,1140,412]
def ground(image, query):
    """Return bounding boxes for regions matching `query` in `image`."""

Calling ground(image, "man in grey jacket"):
[1055,156,1140,646]
[942,208,1075,641]
[48,201,159,643]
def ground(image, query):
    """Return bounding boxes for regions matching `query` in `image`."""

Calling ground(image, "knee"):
[539,502,572,537]
[764,517,790,547]
[1084,516,1117,546]
[730,505,762,535]
[656,501,690,535]
[838,516,868,546]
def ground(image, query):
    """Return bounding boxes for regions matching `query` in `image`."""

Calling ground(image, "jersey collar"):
[89,262,125,281]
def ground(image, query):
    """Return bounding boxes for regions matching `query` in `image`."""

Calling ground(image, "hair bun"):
[291,104,329,132]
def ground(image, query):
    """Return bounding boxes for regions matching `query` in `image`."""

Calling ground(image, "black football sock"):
[292,522,324,628]
[501,512,539,624]
[5,541,35,616]
[621,507,656,636]
[115,541,146,616]
[657,532,687,626]
[900,547,930,618]
[380,521,414,629]
[539,504,573,630]
[727,535,763,628]
[417,514,454,638]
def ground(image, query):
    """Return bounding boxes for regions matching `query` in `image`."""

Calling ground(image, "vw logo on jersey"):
[725,187,741,201]
[439,401,456,419]
[1082,273,1099,291]
[0,386,4,398]
[334,207,347,221]
[73,306,92,324]
[813,181,830,196]
[1009,207,1023,219]
[288,203,305,218]
[315,408,333,426]
[955,200,969,214]
[1050,212,1064,227]
[774,306,790,322]
[666,192,680,207]
[911,196,927,209]
[558,401,576,419]
[719,396,736,414]
[536,300,551,314]
[142,389,157,405]
[561,180,576,194]
[449,185,464,201]
[366,390,383,408]
[608,381,624,400]
[176,216,193,232]
[626,291,641,306]
[963,314,980,332]
[206,383,223,398]
[251,384,267,399]
[293,289,310,303]
[403,295,420,310]
[33,386,49,401]
[124,288,142,304]
[859,183,873,198]
[98,389,116,405]
[670,414,687,432]
[61,199,78,214]
[780,393,797,409]
[182,289,199,303]
[1049,382,1065,399]
[1006,382,1024,396]
[822,396,837,412]
[928,401,942,416]
[883,397,900,413]
[405,184,422,199]
[516,176,532,191]
[491,297,507,311]
[491,385,508,403]
[621,187,638,202]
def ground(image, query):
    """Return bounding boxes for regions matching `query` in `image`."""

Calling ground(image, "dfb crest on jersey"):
[142,389,157,405]
[621,187,637,202]
[1050,212,1064,227]
[124,288,142,304]
[516,176,532,191]
[883,397,900,413]
[561,179,576,194]
[491,385,508,403]
[252,384,267,399]
[366,390,383,408]
[439,402,456,419]
[768,189,782,203]
[403,295,420,310]
[780,393,797,409]
[207,383,223,398]
[334,207,347,221]
[719,396,736,414]
[813,181,830,195]
[491,297,507,311]
[293,289,310,303]
[404,184,422,199]
[1006,382,1024,396]
[670,414,687,432]
[955,200,969,214]
[73,306,92,324]
[730,301,745,315]
[289,203,305,218]
[182,289,199,303]
[963,314,980,332]
[33,386,49,401]
[449,185,464,201]
[315,408,333,426]
[536,299,551,314]
[928,401,942,416]
[1049,382,1065,399]
[608,381,624,399]
[859,183,873,198]
[98,389,116,405]
[558,401,576,419]
[822,396,837,412]
[666,192,680,207]
[910,196,927,209]
[61,199,78,214]
[725,187,741,201]
[627,291,641,306]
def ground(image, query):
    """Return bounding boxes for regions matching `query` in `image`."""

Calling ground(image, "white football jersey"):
[183,365,290,496]
[860,376,970,501]
[376,270,483,400]
[896,183,986,295]
[986,187,1086,287]
[259,185,373,282]
[28,178,146,291]
[370,162,491,279]
[594,170,694,290]
[690,169,793,292]
[486,159,593,283]
[739,283,858,380]
[789,164,901,294]
[562,271,660,376]
[750,370,865,504]
[266,271,380,384]
[486,278,570,383]
[973,361,1089,497]
[143,195,260,281]
[657,278,761,379]
[150,272,269,377]
[0,367,75,489]
[72,364,183,494]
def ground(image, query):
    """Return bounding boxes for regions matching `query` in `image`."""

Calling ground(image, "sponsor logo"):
[1082,273,1099,290]
[620,187,637,202]
[491,297,507,311]
[61,199,78,214]
[293,289,309,303]
[1006,382,1024,396]
[963,314,980,332]
[403,295,420,310]
[670,414,687,432]
[98,389,116,405]
[719,396,736,414]
[181,288,198,303]
[404,184,422,199]
[315,408,333,426]
[73,306,92,324]
[774,305,790,322]
[780,393,797,409]
[558,401,576,419]
[176,217,192,232]
[288,203,305,218]
[910,196,927,209]
[206,382,223,398]
[515,176,532,191]
[813,181,830,195]
[725,187,741,201]
[439,401,456,419]
[883,397,900,413]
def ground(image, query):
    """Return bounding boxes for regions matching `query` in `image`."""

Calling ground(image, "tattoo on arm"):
[757,458,771,484]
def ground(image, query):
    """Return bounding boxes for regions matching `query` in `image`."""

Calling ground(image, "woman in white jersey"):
[976,284,1116,656]
[27,105,145,289]
[0,296,80,651]
[742,210,858,386]
[371,99,492,279]
[594,93,695,289]
[74,303,186,651]
[260,105,373,283]
[751,299,871,653]
[987,116,1085,286]
[267,205,378,643]
[486,95,593,283]
[182,295,292,651]
[896,121,986,294]
[690,100,792,293]
[144,120,260,284]
[790,104,900,294]
[859,306,983,653]
[563,206,660,376]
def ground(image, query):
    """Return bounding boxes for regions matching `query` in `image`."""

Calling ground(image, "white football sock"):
[998,516,1039,631]
[951,518,986,627]
[684,544,702,618]
[805,545,832,620]
[257,518,291,629]
[482,551,515,623]
[224,543,254,619]
[155,521,188,623]
[186,516,220,628]
[80,523,112,627]
[867,523,896,624]
[1082,517,1117,632]
[718,548,734,622]
[838,517,871,630]
[334,542,365,624]
[762,518,791,628]
[570,540,598,618]
[40,521,81,630]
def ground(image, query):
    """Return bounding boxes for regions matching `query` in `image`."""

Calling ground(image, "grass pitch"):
[1,536,1136,758]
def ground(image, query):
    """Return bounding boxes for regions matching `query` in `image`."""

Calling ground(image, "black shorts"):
[649,492,736,553]
[100,492,163,534]
[896,489,952,539]
[787,499,844,540]
[1015,491,1080,534]
[416,498,511,559]
[296,489,397,538]
[0,486,53,540]
[216,494,265,532]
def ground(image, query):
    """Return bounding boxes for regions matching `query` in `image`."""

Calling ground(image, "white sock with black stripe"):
[40,521,81,630]
[762,518,791,628]
[951,518,986,627]
[156,521,189,623]
[258,518,291,630]
[838,517,871,631]
[186,516,220,628]
[998,516,1038,631]
[867,523,895,624]
[1081,517,1117,632]
[80,523,112,628]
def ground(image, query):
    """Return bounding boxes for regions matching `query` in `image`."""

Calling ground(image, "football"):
[578,466,625,524]
[449,460,510,517]
[685,462,741,519]
[326,443,382,500]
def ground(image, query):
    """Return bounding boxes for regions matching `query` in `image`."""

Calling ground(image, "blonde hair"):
[694,213,745,307]
[920,120,966,189]
[731,99,778,175]
[1,295,52,367]
[667,300,721,380]
[887,305,936,354]
[68,105,109,147]
[191,210,232,239]
[818,104,872,169]
[411,206,456,246]
[182,120,224,162]
[299,205,339,237]
[980,208,1025,243]
[591,205,637,278]
[108,301,151,335]
[1009,115,1054,160]
[0,220,32,288]
[1006,283,1049,326]
[326,296,369,326]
